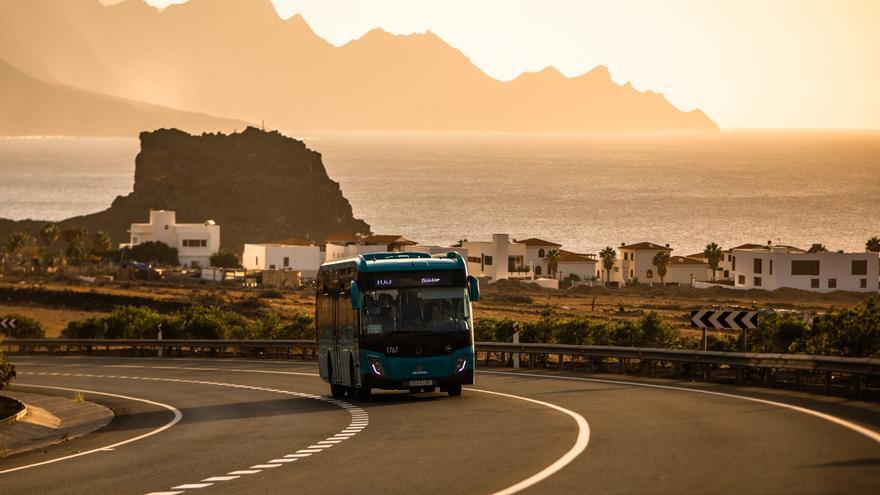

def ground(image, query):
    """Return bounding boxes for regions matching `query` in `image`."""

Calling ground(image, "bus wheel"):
[447,383,462,397]
[329,362,346,398]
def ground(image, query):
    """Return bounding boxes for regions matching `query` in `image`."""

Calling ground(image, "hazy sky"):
[123,0,879,129]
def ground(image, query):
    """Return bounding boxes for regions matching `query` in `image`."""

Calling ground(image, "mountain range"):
[0,0,719,134]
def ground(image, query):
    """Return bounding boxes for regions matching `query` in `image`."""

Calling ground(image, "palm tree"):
[703,242,723,281]
[599,247,616,286]
[866,237,880,253]
[652,250,671,286]
[807,243,828,253]
[39,223,59,251]
[62,227,88,264]
[546,248,561,277]
[4,232,35,271]
[91,231,112,257]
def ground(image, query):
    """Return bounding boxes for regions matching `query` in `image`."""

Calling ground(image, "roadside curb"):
[0,397,28,425]
[0,390,114,458]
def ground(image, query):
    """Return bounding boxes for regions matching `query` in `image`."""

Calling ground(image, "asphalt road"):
[2,355,879,495]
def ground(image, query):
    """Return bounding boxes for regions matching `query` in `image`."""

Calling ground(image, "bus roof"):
[320,251,466,273]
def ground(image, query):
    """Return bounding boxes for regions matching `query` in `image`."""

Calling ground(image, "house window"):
[753,258,762,274]
[191,260,200,268]
[732,256,736,271]
[646,269,653,279]
[861,278,867,288]
[535,266,542,276]
[738,275,745,284]
[851,260,868,275]
[164,225,169,230]
[630,270,634,278]
[269,264,276,270]
[132,236,139,244]
[723,270,729,278]
[538,249,545,258]
[754,276,762,287]
[182,239,208,248]
[256,256,259,266]
[727,254,731,262]
[467,256,481,264]
[828,278,837,288]
[810,279,820,288]
[484,255,493,266]
[769,260,773,275]
[792,260,821,275]
[283,256,290,267]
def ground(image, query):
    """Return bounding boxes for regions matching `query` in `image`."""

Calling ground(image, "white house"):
[731,246,879,292]
[557,250,599,282]
[666,256,711,286]
[516,238,562,278]
[123,209,220,268]
[614,242,674,285]
[461,234,529,281]
[323,233,418,262]
[242,238,322,279]
[718,243,805,280]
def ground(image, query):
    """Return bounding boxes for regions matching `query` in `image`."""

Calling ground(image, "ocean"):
[1,132,878,256]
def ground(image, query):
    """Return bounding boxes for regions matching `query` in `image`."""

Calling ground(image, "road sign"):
[690,310,758,331]
[0,318,16,330]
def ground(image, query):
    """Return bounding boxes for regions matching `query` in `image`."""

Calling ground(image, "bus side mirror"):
[350,281,362,310]
[467,275,480,302]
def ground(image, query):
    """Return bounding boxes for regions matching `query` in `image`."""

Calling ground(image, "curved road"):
[2,355,879,494]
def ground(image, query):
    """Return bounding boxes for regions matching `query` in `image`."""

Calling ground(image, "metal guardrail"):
[2,339,878,398]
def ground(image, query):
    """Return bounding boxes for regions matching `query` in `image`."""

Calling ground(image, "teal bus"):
[316,251,480,399]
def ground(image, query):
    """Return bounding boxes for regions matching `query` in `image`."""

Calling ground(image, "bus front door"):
[332,292,345,386]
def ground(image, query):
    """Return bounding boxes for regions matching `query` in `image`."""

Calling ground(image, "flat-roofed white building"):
[123,209,219,268]
[461,234,529,282]
[731,246,879,292]
[666,256,711,286]
[242,238,322,279]
[323,233,417,262]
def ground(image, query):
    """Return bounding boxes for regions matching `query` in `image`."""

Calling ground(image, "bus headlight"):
[368,357,385,376]
[455,356,468,373]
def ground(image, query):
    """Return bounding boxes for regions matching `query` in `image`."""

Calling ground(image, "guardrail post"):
[704,364,711,383]
[735,366,743,385]
[558,353,564,371]
[512,328,520,369]
[825,371,833,395]
[795,370,802,391]
[854,375,863,400]
[528,352,536,369]
[618,357,625,374]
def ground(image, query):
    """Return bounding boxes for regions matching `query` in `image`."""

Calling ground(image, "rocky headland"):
[0,127,370,250]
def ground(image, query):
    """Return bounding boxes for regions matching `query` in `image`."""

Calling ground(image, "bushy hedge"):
[0,352,14,389]
[62,305,315,341]
[0,314,45,338]
[475,295,880,358]
[475,308,680,349]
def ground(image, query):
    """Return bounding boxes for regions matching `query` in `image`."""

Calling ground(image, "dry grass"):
[0,304,109,338]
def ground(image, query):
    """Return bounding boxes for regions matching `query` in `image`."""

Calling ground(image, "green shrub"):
[0,314,45,338]
[103,306,167,339]
[123,241,179,266]
[258,289,284,299]
[170,306,248,340]
[0,352,14,390]
[275,312,316,340]
[210,251,240,269]
[805,295,880,358]
[62,317,106,339]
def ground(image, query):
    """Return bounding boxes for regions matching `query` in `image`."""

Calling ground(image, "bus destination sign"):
[361,270,463,290]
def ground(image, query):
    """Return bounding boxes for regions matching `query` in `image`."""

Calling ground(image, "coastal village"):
[6,208,874,295]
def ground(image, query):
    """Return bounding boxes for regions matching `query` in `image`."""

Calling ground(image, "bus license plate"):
[406,380,434,387]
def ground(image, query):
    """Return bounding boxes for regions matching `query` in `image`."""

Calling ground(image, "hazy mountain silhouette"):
[0,58,248,136]
[1,0,719,133]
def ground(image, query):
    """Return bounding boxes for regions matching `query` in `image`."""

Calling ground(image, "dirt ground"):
[0,278,873,339]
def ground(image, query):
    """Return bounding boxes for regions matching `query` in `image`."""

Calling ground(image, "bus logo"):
[421,277,441,284]
[377,279,392,286]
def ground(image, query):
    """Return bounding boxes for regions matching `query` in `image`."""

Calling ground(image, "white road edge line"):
[0,384,183,475]
[466,387,590,495]
[480,370,880,445]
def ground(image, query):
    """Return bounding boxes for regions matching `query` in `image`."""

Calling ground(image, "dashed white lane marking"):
[481,370,880,446]
[466,387,590,495]
[0,384,182,475]
[13,371,369,495]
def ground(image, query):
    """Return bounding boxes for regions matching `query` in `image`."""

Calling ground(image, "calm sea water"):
[1,132,878,255]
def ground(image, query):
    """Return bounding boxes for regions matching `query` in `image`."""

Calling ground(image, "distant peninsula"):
[0,0,719,134]
[0,127,370,250]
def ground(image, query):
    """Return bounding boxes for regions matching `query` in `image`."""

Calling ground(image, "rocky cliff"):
[0,127,370,251]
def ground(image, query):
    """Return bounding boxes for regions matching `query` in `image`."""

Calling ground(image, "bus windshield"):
[362,287,470,335]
